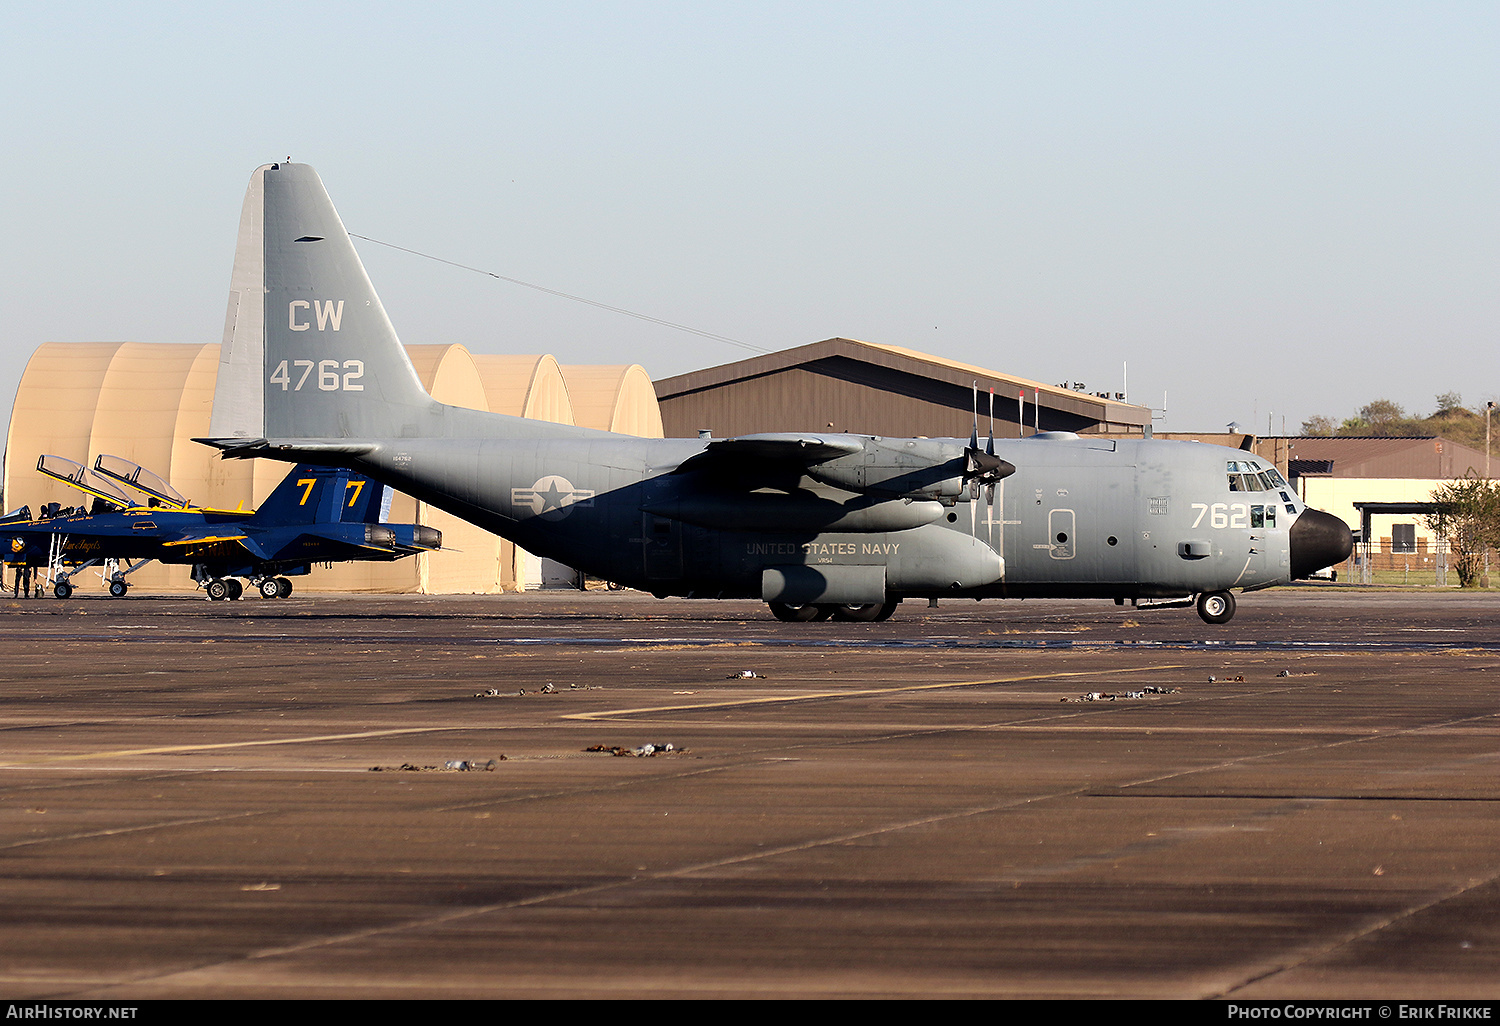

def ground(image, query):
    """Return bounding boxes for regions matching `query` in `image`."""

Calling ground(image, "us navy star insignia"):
[511,476,595,521]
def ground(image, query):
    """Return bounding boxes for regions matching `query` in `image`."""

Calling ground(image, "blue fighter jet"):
[0,455,440,599]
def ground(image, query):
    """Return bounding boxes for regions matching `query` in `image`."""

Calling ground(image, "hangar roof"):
[653,337,1151,436]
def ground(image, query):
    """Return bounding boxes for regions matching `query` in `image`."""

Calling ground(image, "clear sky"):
[2,1,1495,436]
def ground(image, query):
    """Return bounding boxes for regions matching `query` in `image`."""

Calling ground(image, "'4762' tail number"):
[270,360,364,391]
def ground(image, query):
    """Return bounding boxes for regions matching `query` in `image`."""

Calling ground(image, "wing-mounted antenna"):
[93,455,191,510]
[36,455,134,510]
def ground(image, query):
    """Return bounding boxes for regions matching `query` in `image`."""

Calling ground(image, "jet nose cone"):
[1289,507,1353,579]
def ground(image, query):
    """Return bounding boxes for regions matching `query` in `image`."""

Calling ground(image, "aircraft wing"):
[673,433,865,474]
[158,529,256,558]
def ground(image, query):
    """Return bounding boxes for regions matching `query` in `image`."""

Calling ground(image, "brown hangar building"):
[653,338,1151,439]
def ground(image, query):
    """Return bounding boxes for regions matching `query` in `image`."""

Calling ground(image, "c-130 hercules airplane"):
[199,163,1352,624]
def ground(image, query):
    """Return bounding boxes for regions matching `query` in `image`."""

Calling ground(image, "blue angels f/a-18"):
[199,162,1352,624]
[0,454,440,599]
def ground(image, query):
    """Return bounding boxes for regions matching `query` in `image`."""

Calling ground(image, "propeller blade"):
[987,387,995,457]
[969,381,979,452]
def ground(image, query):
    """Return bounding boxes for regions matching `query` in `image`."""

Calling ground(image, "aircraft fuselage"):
[336,431,1306,603]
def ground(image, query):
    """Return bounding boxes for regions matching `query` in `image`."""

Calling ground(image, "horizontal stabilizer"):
[194,438,379,461]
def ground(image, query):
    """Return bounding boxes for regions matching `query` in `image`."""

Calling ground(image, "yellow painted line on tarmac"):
[562,664,1184,721]
[0,726,454,767]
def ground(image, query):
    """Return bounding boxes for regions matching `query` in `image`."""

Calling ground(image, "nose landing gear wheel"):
[53,580,73,600]
[1196,590,1236,624]
[108,580,128,598]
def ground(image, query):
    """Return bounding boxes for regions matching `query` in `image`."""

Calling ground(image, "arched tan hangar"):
[5,342,662,594]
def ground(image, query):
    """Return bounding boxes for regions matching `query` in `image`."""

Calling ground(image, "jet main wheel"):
[206,579,230,601]
[275,577,292,598]
[768,602,821,622]
[108,580,128,598]
[259,578,281,599]
[1197,590,1236,625]
[53,580,73,600]
[225,578,243,601]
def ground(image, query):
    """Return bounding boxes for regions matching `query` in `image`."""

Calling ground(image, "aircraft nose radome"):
[1289,507,1353,579]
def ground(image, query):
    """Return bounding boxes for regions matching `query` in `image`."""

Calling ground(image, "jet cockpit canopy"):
[36,455,135,512]
[93,454,191,510]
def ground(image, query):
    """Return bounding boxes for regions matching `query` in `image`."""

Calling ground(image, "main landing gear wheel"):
[53,579,73,600]
[276,577,292,598]
[206,578,230,601]
[832,602,891,622]
[768,602,821,622]
[259,577,283,599]
[108,580,128,598]
[225,578,243,601]
[1197,590,1236,625]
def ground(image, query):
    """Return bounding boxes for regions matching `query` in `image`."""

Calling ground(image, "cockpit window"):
[1227,461,1288,493]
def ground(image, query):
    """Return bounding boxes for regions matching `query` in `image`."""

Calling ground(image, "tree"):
[1300,414,1335,436]
[1424,478,1500,588]
[1435,391,1463,413]
[1359,399,1406,426]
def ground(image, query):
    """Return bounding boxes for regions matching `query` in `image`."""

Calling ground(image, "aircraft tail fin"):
[208,163,441,444]
[253,465,357,526]
[342,476,390,524]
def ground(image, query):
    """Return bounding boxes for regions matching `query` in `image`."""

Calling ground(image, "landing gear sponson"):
[767,591,1239,625]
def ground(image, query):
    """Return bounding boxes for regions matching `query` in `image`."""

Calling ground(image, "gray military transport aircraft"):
[198,162,1352,624]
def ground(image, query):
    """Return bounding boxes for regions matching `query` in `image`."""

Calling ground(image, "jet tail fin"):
[209,163,440,444]
[252,465,357,527]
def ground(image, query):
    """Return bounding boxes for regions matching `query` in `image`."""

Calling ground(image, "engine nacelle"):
[384,524,443,551]
[806,438,970,500]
